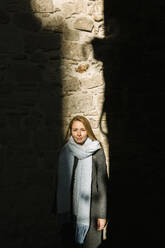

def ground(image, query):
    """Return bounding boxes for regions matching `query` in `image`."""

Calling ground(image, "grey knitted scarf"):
[56,136,101,244]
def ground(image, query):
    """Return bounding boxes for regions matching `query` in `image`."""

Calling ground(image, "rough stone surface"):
[76,64,89,73]
[80,74,104,88]
[62,75,80,92]
[74,0,87,14]
[31,0,55,12]
[61,41,91,61]
[61,2,76,18]
[63,26,80,41]
[90,1,104,21]
[63,94,94,116]
[74,16,94,32]
[40,14,65,32]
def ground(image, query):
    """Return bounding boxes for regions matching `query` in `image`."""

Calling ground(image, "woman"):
[56,115,108,248]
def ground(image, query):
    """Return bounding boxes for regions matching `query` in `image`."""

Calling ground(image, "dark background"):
[0,0,62,247]
[94,0,164,247]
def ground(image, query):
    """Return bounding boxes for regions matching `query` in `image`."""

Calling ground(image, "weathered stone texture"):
[94,94,105,113]
[74,0,87,14]
[89,1,104,21]
[37,14,64,32]
[61,2,76,18]
[61,0,87,18]
[31,0,55,12]
[62,75,80,92]
[63,94,94,116]
[63,27,80,41]
[74,16,94,32]
[80,73,104,88]
[61,41,91,61]
[76,64,89,73]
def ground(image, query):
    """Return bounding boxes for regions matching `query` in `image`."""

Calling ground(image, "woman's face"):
[71,121,88,145]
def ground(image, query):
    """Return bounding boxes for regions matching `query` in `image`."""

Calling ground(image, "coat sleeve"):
[95,148,109,219]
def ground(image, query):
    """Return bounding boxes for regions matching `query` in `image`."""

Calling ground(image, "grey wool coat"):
[54,147,109,248]
[82,148,109,248]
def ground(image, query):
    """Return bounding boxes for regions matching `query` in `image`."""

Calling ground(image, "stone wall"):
[0,0,109,247]
[31,0,109,155]
[31,0,108,154]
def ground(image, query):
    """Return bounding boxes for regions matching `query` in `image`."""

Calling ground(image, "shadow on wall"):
[93,0,164,247]
[0,0,62,247]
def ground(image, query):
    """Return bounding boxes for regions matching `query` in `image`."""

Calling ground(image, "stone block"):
[94,94,104,112]
[30,0,55,12]
[38,14,64,32]
[62,75,80,92]
[90,1,104,21]
[80,73,104,88]
[63,94,94,116]
[61,41,91,61]
[74,16,94,32]
[63,27,80,41]
[88,118,99,129]
[74,0,87,14]
[53,0,66,9]
[24,33,61,53]
[61,2,75,18]
[61,0,87,17]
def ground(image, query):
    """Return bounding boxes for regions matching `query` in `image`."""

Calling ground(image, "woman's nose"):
[77,130,81,136]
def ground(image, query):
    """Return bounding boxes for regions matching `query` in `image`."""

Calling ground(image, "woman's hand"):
[97,218,107,231]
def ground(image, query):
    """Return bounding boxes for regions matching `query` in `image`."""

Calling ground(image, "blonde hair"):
[64,115,98,143]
